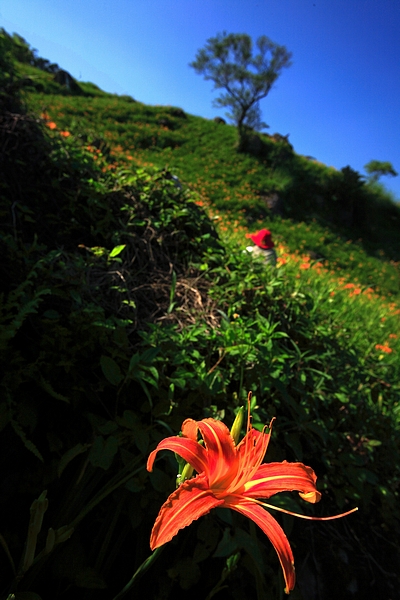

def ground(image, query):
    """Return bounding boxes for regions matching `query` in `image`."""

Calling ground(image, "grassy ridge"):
[1,39,399,600]
[24,80,400,300]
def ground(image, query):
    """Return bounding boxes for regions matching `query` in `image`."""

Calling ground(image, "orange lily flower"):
[375,343,392,354]
[147,400,357,593]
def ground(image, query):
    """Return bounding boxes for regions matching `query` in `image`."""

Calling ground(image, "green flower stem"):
[20,460,146,579]
[68,460,145,530]
[112,546,164,599]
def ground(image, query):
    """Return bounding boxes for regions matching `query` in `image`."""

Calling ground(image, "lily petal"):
[229,500,295,594]
[196,419,237,485]
[181,418,200,441]
[234,428,271,484]
[150,473,224,550]
[222,429,269,494]
[299,490,320,504]
[147,436,209,476]
[243,462,321,503]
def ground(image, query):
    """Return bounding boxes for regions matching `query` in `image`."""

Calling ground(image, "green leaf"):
[116,412,149,453]
[213,527,238,558]
[116,409,138,429]
[304,421,328,444]
[284,432,303,460]
[134,428,149,455]
[10,418,44,462]
[365,439,382,448]
[149,467,173,493]
[75,567,107,589]
[193,518,220,562]
[88,435,118,470]
[58,442,91,477]
[43,309,60,319]
[335,392,349,404]
[234,527,266,576]
[100,355,123,386]
[128,352,140,371]
[39,377,69,403]
[97,420,118,435]
[167,557,200,591]
[109,244,126,258]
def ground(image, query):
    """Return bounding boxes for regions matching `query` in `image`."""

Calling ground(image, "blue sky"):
[2,0,400,199]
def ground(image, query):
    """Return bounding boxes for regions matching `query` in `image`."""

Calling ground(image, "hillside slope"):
[1,31,400,600]
[19,56,400,300]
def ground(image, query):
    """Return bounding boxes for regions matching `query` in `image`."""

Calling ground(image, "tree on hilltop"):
[364,160,398,183]
[189,32,292,151]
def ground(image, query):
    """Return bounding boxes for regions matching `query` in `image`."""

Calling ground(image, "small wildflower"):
[375,344,392,354]
[349,288,362,297]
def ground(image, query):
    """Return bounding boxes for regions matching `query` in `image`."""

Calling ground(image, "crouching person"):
[245,228,277,266]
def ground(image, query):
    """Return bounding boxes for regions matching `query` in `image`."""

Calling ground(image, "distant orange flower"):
[375,344,392,354]
[60,131,70,137]
[349,288,361,297]
[389,333,398,339]
[343,283,355,289]
[300,262,310,270]
[47,121,57,130]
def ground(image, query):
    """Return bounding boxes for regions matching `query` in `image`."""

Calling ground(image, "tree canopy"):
[364,159,398,182]
[189,32,292,151]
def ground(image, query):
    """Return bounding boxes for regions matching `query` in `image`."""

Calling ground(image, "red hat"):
[246,228,274,249]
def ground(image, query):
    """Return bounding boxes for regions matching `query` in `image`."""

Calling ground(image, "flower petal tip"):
[299,490,321,504]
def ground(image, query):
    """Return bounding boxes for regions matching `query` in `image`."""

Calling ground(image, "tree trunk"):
[236,112,248,152]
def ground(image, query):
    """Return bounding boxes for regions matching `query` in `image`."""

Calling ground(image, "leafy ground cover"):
[1,35,400,600]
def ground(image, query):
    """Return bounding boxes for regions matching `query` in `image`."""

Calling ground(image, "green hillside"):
[1,29,400,600]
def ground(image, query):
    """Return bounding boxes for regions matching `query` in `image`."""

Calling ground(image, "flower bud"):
[176,461,194,487]
[230,406,245,445]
